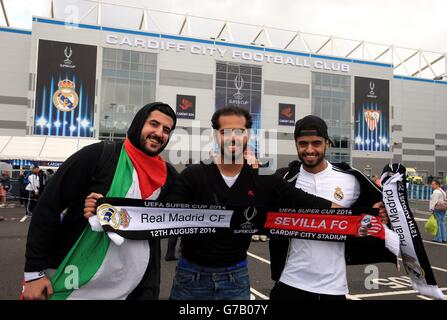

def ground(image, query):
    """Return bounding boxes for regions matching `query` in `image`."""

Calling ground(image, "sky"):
[2,0,446,53]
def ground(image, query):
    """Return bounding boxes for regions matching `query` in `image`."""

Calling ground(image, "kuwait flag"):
[49,139,167,299]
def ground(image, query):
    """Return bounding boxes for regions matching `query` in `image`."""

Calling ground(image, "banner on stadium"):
[354,77,390,152]
[278,103,295,126]
[176,94,196,119]
[34,40,97,137]
[215,62,262,152]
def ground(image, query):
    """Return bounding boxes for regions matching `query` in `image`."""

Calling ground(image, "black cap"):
[294,115,332,144]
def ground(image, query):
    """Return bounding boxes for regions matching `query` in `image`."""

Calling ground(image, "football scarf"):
[93,198,400,257]
[381,163,444,299]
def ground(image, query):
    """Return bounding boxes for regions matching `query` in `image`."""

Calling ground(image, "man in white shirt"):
[270,115,392,300]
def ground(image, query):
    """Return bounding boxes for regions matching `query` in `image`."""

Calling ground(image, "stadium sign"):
[105,34,350,73]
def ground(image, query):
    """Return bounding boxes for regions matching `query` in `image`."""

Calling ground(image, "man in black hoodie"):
[23,102,178,300]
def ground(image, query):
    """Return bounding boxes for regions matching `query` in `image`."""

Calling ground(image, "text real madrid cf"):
[141,212,227,223]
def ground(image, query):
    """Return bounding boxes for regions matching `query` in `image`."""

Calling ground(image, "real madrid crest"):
[97,204,131,230]
[53,79,79,112]
[334,187,344,201]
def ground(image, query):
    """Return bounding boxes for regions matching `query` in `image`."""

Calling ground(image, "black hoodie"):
[24,102,179,299]
[269,160,397,282]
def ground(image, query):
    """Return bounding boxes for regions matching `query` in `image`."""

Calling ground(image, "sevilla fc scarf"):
[381,163,444,300]
[49,138,166,300]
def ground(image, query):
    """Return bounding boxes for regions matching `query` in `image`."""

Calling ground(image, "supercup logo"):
[240,206,257,229]
[64,46,72,65]
[367,81,377,98]
[60,46,76,68]
[233,74,245,100]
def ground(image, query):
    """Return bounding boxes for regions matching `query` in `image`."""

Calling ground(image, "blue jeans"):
[169,258,250,300]
[433,210,446,242]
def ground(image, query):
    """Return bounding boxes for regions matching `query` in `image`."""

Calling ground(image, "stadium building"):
[0,2,446,181]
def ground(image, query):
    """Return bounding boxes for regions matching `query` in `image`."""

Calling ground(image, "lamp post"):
[108,103,117,140]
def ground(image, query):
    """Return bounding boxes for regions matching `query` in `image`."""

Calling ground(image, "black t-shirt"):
[166,162,331,267]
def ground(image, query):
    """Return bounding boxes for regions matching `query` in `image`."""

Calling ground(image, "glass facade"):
[312,72,351,163]
[99,48,157,140]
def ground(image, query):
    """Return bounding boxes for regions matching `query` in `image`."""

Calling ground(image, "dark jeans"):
[270,281,346,301]
[25,191,38,216]
[169,258,250,300]
[19,188,27,205]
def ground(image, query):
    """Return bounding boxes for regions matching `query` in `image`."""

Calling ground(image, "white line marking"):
[415,217,428,222]
[247,252,271,265]
[417,295,433,300]
[431,266,447,273]
[346,294,362,300]
[350,287,447,298]
[422,240,447,248]
[250,288,269,300]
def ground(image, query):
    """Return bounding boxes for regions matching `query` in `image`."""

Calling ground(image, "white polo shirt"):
[279,161,360,295]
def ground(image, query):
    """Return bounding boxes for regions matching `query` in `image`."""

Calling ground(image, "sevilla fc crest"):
[364,109,380,131]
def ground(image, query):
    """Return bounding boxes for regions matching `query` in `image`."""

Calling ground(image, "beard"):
[140,134,167,156]
[220,140,246,163]
[298,151,325,169]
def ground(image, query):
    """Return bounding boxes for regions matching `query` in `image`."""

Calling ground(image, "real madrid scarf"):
[381,163,444,300]
[49,138,167,300]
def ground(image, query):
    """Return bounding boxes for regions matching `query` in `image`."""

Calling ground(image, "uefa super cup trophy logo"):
[64,46,73,65]
[233,74,245,100]
[240,206,257,229]
[369,81,375,96]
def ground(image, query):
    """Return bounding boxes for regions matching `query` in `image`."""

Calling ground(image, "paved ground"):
[1,200,446,300]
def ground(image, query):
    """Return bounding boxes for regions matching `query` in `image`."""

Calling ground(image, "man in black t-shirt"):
[165,106,337,300]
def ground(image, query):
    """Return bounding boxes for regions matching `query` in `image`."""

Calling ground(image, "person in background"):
[23,166,40,219]
[46,169,55,184]
[38,169,47,195]
[18,172,28,207]
[429,179,447,243]
[0,171,11,208]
